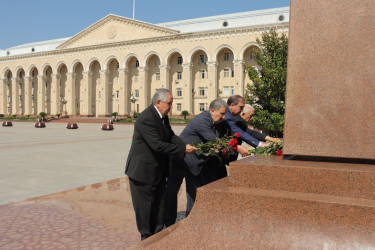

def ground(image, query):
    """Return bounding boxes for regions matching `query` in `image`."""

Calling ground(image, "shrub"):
[133,112,140,118]
[0,114,4,118]
[180,110,190,119]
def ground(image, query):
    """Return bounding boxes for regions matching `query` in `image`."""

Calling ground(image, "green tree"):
[180,110,190,120]
[244,28,288,137]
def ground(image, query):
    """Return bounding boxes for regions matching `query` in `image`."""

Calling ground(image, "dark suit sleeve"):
[246,128,267,142]
[226,115,260,148]
[136,116,185,158]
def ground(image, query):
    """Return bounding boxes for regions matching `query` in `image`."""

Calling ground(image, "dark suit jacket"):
[178,111,227,176]
[232,115,267,144]
[125,105,185,185]
[223,109,260,148]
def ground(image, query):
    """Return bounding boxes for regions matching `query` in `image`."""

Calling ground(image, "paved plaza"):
[0,121,185,205]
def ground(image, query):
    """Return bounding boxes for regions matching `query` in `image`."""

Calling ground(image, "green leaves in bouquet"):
[250,141,283,156]
[192,135,236,157]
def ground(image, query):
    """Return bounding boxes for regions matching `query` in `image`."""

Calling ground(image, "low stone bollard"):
[66,123,78,129]
[2,121,13,126]
[101,124,114,130]
[35,122,46,128]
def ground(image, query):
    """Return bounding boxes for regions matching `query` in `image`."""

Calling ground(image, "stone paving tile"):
[0,120,188,248]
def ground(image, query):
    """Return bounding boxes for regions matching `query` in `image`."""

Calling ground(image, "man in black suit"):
[164,99,249,227]
[125,88,197,240]
[236,104,281,144]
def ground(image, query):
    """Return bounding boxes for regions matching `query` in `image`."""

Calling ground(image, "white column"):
[159,65,170,89]
[50,74,60,115]
[24,76,33,115]
[11,77,19,114]
[138,66,148,110]
[98,70,109,116]
[182,63,194,114]
[207,61,218,100]
[0,78,6,114]
[234,59,245,96]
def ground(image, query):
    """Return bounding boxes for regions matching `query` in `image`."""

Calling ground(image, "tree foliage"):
[244,28,288,137]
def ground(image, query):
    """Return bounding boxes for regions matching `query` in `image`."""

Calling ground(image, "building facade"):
[0,7,289,117]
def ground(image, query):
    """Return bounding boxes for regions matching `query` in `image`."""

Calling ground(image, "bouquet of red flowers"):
[249,141,283,156]
[193,132,241,157]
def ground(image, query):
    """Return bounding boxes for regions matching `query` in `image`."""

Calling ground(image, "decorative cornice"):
[0,22,289,62]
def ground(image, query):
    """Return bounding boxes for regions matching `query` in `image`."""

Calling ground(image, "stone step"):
[138,177,375,249]
[229,156,375,200]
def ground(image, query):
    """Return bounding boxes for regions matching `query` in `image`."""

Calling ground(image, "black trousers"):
[129,177,167,240]
[165,157,202,227]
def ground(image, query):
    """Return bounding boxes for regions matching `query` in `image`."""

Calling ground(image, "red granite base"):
[135,156,375,249]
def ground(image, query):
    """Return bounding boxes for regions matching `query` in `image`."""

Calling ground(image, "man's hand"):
[265,136,281,143]
[237,145,250,157]
[258,141,271,148]
[185,144,198,154]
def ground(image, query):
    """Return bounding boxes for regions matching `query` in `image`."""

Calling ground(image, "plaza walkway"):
[0,121,187,249]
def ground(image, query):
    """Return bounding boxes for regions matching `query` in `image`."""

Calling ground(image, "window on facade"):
[135,89,139,97]
[32,71,35,77]
[116,90,119,98]
[177,72,182,80]
[177,103,182,112]
[32,95,34,101]
[19,83,22,89]
[177,88,182,97]
[45,81,48,88]
[224,53,229,61]
[7,96,10,102]
[32,82,34,89]
[224,69,230,78]
[177,57,183,65]
[19,95,22,102]
[7,107,10,113]
[135,60,139,68]
[199,54,205,64]
[199,87,205,96]
[223,86,230,96]
[156,72,160,81]
[32,107,35,113]
[231,69,234,77]
[200,70,206,79]
[45,94,48,101]
[199,103,205,111]
[135,74,139,82]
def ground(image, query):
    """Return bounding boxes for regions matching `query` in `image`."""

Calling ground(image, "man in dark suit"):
[164,99,249,227]
[224,95,269,148]
[236,104,281,144]
[125,88,197,240]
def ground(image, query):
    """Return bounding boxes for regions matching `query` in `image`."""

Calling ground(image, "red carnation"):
[228,140,234,147]
[276,150,283,156]
[222,148,229,156]
[234,132,240,138]
[232,146,237,152]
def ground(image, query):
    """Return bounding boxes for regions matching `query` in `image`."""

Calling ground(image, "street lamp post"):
[61,97,68,117]
[130,93,136,117]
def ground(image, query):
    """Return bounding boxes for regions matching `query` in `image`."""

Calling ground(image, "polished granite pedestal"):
[135,156,375,249]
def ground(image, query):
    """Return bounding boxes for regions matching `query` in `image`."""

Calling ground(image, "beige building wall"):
[0,15,288,116]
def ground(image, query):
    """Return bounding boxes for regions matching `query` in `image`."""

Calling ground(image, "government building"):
[0,7,289,117]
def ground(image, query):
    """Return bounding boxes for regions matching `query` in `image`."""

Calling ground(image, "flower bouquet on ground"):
[193,133,241,158]
[249,141,283,156]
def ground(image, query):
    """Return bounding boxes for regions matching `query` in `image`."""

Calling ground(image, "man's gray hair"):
[242,104,254,114]
[209,98,228,110]
[151,88,172,105]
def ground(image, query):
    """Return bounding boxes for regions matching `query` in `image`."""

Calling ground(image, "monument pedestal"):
[135,156,375,249]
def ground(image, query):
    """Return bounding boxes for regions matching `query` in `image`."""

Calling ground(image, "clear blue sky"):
[0,0,290,50]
